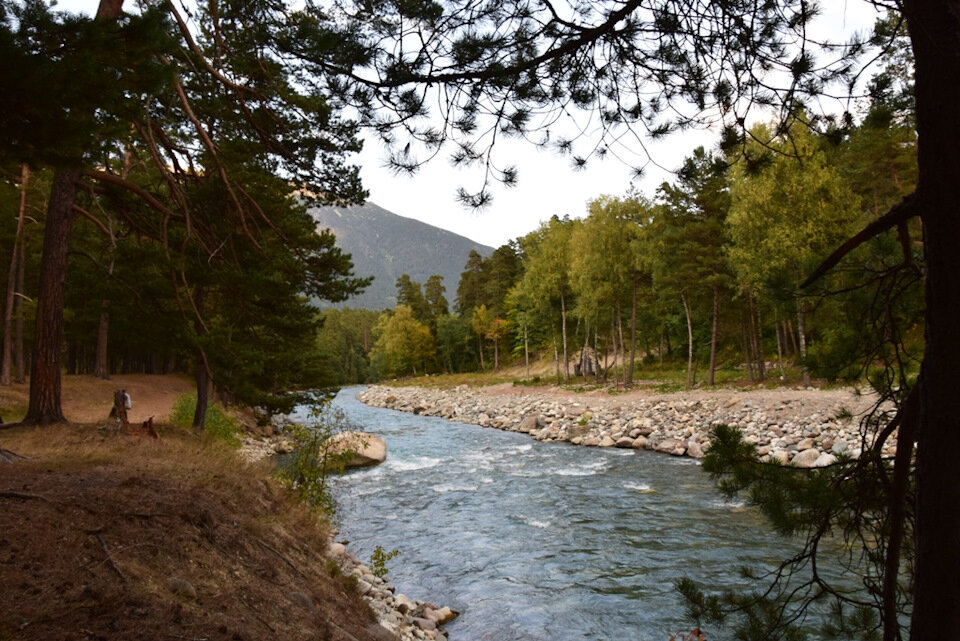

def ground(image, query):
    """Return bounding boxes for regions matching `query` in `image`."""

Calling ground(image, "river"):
[302,387,829,641]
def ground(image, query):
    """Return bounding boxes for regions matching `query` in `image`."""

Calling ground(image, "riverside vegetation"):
[0,376,457,641]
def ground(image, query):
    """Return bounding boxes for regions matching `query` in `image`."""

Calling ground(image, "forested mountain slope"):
[310,202,493,310]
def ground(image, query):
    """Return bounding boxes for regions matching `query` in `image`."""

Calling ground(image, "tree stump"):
[109,389,129,431]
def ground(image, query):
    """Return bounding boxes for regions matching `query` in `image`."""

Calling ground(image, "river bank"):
[356,383,895,466]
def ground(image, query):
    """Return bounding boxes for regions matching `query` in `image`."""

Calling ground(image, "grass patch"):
[169,394,241,446]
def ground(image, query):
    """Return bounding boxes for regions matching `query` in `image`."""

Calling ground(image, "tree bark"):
[708,284,719,386]
[748,292,764,381]
[796,303,809,386]
[24,169,82,424]
[905,2,960,637]
[681,292,694,388]
[2,165,28,386]
[523,322,529,379]
[741,318,754,382]
[628,277,637,386]
[23,0,125,424]
[14,237,25,383]
[560,291,569,381]
[192,354,210,429]
[191,286,209,430]
[775,316,786,382]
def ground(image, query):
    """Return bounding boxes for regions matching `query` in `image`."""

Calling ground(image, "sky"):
[56,0,884,248]
[354,2,885,248]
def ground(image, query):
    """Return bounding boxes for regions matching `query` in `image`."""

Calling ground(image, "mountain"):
[310,201,494,311]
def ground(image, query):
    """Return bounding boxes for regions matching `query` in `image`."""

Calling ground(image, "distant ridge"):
[310,201,495,311]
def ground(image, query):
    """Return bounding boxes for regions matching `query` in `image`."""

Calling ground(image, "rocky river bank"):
[356,383,896,466]
[239,430,457,640]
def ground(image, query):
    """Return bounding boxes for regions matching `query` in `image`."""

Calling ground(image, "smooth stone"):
[435,606,459,624]
[686,440,705,459]
[792,448,822,468]
[413,617,437,631]
[582,436,600,447]
[813,452,838,467]
[615,437,634,448]
[165,577,197,600]
[599,435,617,447]
[631,436,647,449]
[329,431,387,468]
[520,415,539,432]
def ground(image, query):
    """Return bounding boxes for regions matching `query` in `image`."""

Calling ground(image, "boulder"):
[615,437,635,448]
[520,415,540,433]
[831,440,850,455]
[599,435,617,448]
[813,452,838,467]
[328,431,387,468]
[654,437,684,454]
[631,436,647,449]
[413,617,437,632]
[791,448,822,468]
[686,440,705,459]
[435,606,459,624]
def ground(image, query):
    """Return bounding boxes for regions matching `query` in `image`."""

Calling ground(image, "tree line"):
[322,85,919,393]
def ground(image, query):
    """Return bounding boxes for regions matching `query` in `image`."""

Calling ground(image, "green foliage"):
[684,423,907,640]
[170,394,240,446]
[279,400,357,517]
[370,305,436,378]
[369,545,400,579]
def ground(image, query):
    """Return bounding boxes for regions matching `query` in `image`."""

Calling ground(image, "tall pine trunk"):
[560,291,569,381]
[191,286,209,430]
[14,237,25,384]
[681,292,694,388]
[796,303,809,386]
[23,0,125,424]
[906,3,960,637]
[708,284,719,386]
[628,277,637,385]
[2,165,28,386]
[24,169,82,424]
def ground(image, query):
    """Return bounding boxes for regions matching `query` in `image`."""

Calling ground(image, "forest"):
[3,0,958,637]
[316,34,920,393]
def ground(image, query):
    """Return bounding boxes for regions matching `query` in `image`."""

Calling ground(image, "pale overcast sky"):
[57,0,883,248]
[357,2,884,248]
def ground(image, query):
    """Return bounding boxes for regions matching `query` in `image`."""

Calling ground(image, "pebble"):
[357,384,895,464]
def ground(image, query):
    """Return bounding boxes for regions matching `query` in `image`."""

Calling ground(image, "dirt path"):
[0,374,195,424]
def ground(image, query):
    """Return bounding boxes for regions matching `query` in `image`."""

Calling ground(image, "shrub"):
[170,394,241,446]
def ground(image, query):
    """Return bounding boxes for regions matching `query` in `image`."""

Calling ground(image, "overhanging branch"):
[802,192,920,288]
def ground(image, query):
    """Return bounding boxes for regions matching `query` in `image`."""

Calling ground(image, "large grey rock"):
[686,440,705,459]
[813,452,838,467]
[654,437,684,454]
[792,448,822,468]
[520,415,540,433]
[329,431,387,468]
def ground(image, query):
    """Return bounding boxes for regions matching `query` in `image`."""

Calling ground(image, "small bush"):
[280,400,359,517]
[369,545,400,579]
[170,394,241,446]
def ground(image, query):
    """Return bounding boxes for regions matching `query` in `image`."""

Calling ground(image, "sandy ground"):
[0,374,195,424]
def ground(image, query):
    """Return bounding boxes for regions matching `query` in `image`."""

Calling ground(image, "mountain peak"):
[311,202,494,310]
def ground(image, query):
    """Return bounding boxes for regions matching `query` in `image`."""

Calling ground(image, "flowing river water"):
[302,387,834,641]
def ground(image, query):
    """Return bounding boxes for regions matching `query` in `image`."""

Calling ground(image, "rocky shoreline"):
[326,540,457,641]
[239,429,457,641]
[356,384,896,466]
